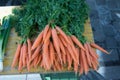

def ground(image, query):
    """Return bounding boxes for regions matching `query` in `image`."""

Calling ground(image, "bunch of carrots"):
[11,25,109,74]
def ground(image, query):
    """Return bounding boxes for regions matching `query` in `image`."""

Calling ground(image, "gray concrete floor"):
[0,74,42,80]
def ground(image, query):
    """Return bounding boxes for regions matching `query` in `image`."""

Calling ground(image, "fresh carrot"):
[67,45,78,63]
[58,34,67,47]
[35,54,42,67]
[58,36,66,55]
[40,59,44,68]
[68,36,79,64]
[22,43,28,67]
[81,49,89,74]
[66,49,72,70]
[76,47,80,64]
[54,58,61,71]
[74,62,78,74]
[11,44,21,68]
[56,26,71,44]
[42,40,50,70]
[74,48,79,74]
[90,42,109,54]
[27,38,32,59]
[49,42,55,66]
[91,60,98,71]
[33,55,39,68]
[53,64,57,71]
[26,55,30,72]
[43,25,50,41]
[71,35,85,51]
[79,51,83,75]
[44,28,51,43]
[30,44,42,62]
[52,28,62,63]
[18,45,23,71]
[31,31,43,50]
[87,43,99,60]
[62,53,66,64]
[84,43,92,67]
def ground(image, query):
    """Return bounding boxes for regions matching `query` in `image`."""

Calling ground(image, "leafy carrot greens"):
[11,0,88,43]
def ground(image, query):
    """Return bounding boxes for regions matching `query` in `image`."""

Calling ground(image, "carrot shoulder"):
[43,25,50,41]
[44,27,51,43]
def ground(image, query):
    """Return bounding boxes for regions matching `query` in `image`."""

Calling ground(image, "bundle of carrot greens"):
[11,0,109,74]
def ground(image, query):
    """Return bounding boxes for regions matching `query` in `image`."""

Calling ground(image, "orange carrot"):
[62,53,66,64]
[49,42,55,66]
[27,38,32,59]
[18,45,23,71]
[54,58,61,71]
[42,40,50,70]
[74,48,79,74]
[31,31,43,50]
[68,36,79,64]
[79,51,84,75]
[52,28,62,63]
[30,45,42,62]
[58,34,67,47]
[71,35,85,51]
[44,28,51,43]
[33,55,39,68]
[87,43,99,60]
[26,55,30,72]
[43,25,50,41]
[90,42,109,54]
[67,45,78,63]
[22,43,28,67]
[58,36,66,55]
[11,44,21,68]
[84,43,92,67]
[66,49,72,70]
[56,26,71,44]
[40,59,44,68]
[91,60,98,71]
[36,54,42,66]
[81,49,89,74]
[74,62,78,74]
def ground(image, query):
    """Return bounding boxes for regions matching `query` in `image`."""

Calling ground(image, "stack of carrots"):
[11,25,109,74]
